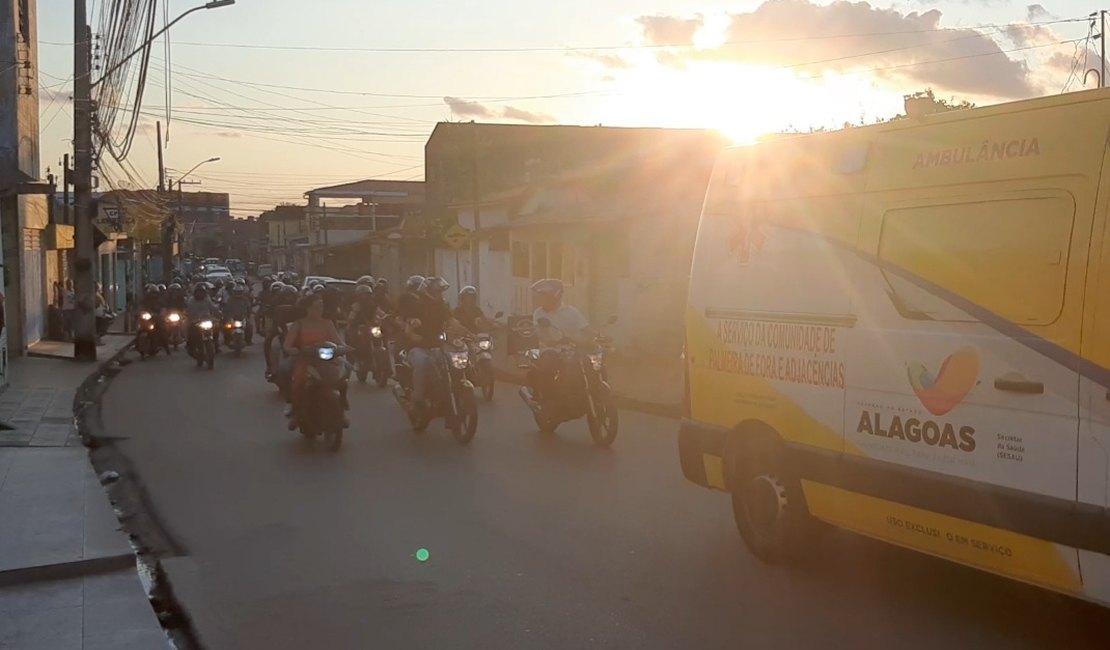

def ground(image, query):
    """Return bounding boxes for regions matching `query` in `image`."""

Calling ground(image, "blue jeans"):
[408,347,436,403]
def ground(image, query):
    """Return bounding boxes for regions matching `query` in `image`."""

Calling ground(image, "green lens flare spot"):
[415,548,430,562]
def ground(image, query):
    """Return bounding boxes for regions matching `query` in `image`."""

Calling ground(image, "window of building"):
[531,242,547,280]
[511,241,529,278]
[878,195,1074,325]
[548,242,563,281]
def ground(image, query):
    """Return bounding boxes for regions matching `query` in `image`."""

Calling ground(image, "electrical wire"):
[37,16,1085,53]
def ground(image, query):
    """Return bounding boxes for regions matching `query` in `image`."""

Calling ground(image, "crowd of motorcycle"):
[131,272,621,453]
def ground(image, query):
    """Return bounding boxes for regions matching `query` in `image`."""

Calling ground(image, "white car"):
[301,275,336,291]
[205,270,233,284]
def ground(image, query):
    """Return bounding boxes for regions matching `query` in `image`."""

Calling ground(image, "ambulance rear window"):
[878,195,1074,325]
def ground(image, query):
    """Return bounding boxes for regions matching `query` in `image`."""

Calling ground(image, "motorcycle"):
[224,317,247,356]
[135,311,157,360]
[293,342,350,451]
[466,311,502,401]
[367,322,394,388]
[189,319,217,370]
[392,334,478,445]
[469,333,496,401]
[164,310,184,350]
[518,317,619,447]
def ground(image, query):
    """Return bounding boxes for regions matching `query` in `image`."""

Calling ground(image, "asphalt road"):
[101,345,1110,650]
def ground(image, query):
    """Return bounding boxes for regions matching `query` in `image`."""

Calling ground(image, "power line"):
[36,17,1087,53]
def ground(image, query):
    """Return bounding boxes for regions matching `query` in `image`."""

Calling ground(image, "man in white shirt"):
[526,278,591,405]
[532,278,589,347]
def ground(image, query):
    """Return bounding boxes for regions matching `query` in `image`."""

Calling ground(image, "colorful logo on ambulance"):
[906,347,980,416]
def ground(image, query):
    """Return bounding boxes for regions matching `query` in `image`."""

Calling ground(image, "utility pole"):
[157,122,174,283]
[470,123,481,292]
[72,0,97,361]
[1102,10,1107,88]
[62,153,70,224]
[321,202,329,276]
[156,121,165,192]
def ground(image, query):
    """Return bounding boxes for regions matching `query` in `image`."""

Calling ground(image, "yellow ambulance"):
[680,88,1110,605]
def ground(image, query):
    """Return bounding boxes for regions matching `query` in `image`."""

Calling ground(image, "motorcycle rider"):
[373,278,394,314]
[185,284,220,358]
[223,283,253,345]
[282,292,345,429]
[524,278,590,404]
[165,283,187,311]
[139,284,170,355]
[266,283,300,379]
[402,276,460,413]
[453,286,493,334]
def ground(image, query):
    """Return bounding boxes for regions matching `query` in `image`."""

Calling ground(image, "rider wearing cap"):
[525,278,591,402]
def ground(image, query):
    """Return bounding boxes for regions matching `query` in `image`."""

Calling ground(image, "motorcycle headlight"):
[140,312,152,321]
[588,352,604,371]
[168,313,181,323]
[370,326,383,338]
[449,351,469,369]
[233,320,244,328]
[317,347,336,361]
[199,320,213,330]
[478,339,492,351]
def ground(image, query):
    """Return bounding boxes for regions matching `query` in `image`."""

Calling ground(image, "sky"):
[33,0,1107,216]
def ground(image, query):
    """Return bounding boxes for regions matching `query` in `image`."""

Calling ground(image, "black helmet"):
[311,284,326,294]
[280,284,298,295]
[405,275,426,293]
[213,279,224,289]
[357,275,374,286]
[232,284,247,295]
[530,278,564,297]
[168,282,182,291]
[355,284,372,294]
[269,281,284,292]
[144,283,156,293]
[422,276,449,294]
[193,285,208,299]
[459,285,478,299]
[157,284,167,292]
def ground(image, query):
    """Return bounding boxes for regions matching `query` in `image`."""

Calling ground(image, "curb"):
[75,340,203,649]
[492,367,681,419]
[0,553,137,588]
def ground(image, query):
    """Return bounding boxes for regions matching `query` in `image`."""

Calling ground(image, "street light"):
[72,0,234,361]
[164,157,220,282]
[92,2,236,88]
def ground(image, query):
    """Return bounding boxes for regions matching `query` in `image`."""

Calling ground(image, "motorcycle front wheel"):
[587,389,619,447]
[479,362,495,401]
[534,411,558,434]
[204,340,216,370]
[451,388,478,445]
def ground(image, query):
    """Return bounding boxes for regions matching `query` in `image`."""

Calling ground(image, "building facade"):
[426,123,724,355]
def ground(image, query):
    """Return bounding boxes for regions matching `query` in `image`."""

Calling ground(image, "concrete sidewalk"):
[28,334,132,362]
[0,355,167,649]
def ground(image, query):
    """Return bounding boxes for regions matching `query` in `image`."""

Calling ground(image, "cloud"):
[502,106,556,124]
[443,97,556,124]
[635,14,704,46]
[638,0,1043,99]
[1026,4,1053,21]
[444,96,496,119]
[569,50,631,69]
